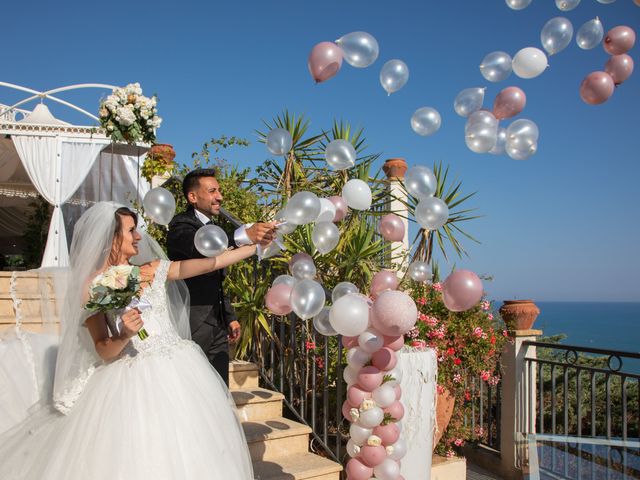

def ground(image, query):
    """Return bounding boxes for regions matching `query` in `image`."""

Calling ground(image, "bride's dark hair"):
[109,207,138,265]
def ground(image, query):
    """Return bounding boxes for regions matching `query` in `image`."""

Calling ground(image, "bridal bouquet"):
[99,83,162,145]
[85,265,149,340]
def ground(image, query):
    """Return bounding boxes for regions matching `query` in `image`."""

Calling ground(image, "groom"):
[167,168,275,386]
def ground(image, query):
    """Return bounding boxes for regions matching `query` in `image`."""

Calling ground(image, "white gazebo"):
[0,82,151,267]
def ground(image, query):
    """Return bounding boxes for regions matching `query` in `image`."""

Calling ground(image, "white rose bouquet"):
[99,83,161,145]
[85,265,148,340]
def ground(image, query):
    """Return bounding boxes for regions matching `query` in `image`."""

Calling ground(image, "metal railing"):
[465,372,502,451]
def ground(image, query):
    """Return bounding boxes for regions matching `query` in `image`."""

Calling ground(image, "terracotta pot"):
[433,388,455,450]
[499,300,540,330]
[149,143,176,166]
[382,158,408,179]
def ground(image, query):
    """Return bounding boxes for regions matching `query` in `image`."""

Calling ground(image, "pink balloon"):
[579,71,615,105]
[342,336,359,349]
[384,335,405,352]
[493,86,526,120]
[604,26,636,55]
[308,41,344,83]
[348,385,372,407]
[373,423,400,446]
[358,366,384,392]
[393,384,402,400]
[265,284,293,315]
[442,269,484,312]
[371,290,418,336]
[370,270,400,298]
[371,347,398,371]
[383,401,405,422]
[605,54,634,85]
[346,458,373,480]
[329,196,348,222]
[378,214,405,242]
[342,399,354,421]
[360,445,387,467]
[289,252,313,268]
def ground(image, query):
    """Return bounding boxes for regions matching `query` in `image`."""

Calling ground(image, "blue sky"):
[3,0,639,301]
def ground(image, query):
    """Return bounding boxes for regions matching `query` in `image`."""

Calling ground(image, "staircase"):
[229,361,343,480]
[0,271,59,334]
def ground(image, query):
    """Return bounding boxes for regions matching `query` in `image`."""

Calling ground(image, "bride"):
[0,202,256,479]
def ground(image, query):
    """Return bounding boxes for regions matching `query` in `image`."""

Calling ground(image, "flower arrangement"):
[99,83,161,145]
[405,281,510,456]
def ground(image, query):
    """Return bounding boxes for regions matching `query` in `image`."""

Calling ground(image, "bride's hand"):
[121,308,144,339]
[139,264,156,284]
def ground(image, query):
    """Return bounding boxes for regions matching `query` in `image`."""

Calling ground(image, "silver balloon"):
[479,51,513,82]
[273,274,295,288]
[194,224,228,257]
[373,458,401,480]
[596,0,615,3]
[505,0,532,9]
[325,139,356,170]
[312,221,340,255]
[143,187,176,225]
[555,0,580,11]
[313,307,337,336]
[541,17,574,55]
[576,18,604,50]
[332,281,359,303]
[465,110,499,153]
[388,438,408,461]
[266,128,293,155]
[290,279,326,320]
[489,127,508,155]
[506,119,539,160]
[410,107,441,136]
[260,232,284,259]
[407,261,432,283]
[415,197,449,230]
[507,118,539,142]
[404,165,437,200]
[335,31,379,68]
[380,59,409,95]
[454,87,485,117]
[512,47,548,79]
[315,198,337,223]
[291,258,316,280]
[329,293,370,337]
[274,209,297,234]
[342,179,372,210]
[284,191,321,225]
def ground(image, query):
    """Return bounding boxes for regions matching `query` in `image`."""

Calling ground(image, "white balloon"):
[284,191,321,225]
[358,406,384,428]
[373,458,401,480]
[454,87,485,117]
[407,261,432,283]
[384,366,403,386]
[275,209,297,234]
[349,423,373,446]
[332,281,359,303]
[143,187,176,225]
[576,18,604,50]
[346,439,361,458]
[291,258,316,280]
[415,197,449,230]
[273,274,295,288]
[290,279,325,320]
[346,347,372,368]
[343,365,359,385]
[336,31,379,68]
[312,221,340,255]
[329,293,370,337]
[380,59,409,95]
[266,128,293,155]
[404,165,437,199]
[358,329,384,354]
[505,0,532,9]
[555,0,580,11]
[512,47,548,79]
[342,179,372,210]
[194,224,228,257]
[316,198,337,223]
[388,438,408,461]
[480,51,513,82]
[325,139,356,170]
[313,307,337,336]
[372,384,396,408]
[411,107,441,136]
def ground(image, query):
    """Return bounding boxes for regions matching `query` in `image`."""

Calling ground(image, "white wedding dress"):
[0,260,254,480]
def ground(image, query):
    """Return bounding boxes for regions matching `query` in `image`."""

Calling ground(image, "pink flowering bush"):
[406,281,510,455]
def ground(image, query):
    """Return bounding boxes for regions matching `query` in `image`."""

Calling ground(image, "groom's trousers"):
[190,306,229,387]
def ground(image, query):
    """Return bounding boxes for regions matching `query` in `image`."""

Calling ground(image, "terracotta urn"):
[149,143,176,166]
[499,300,540,331]
[383,158,408,179]
[433,388,455,450]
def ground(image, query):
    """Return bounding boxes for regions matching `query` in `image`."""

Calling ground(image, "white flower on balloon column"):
[367,435,382,447]
[350,408,360,422]
[386,445,395,456]
[360,399,377,411]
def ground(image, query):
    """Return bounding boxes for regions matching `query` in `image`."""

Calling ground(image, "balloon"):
[332,281,359,303]
[343,365,360,385]
[506,119,539,160]
[415,196,449,230]
[265,284,293,316]
[260,232,284,259]
[604,26,636,55]
[350,423,373,446]
[329,293,370,337]
[384,366,404,386]
[284,191,321,225]
[143,187,175,225]
[308,41,343,83]
[489,127,508,155]
[411,107,441,136]
[480,51,513,82]
[346,458,373,480]
[442,269,484,312]
[577,18,604,50]
[346,347,372,369]
[266,128,293,155]
[290,279,325,320]
[313,307,337,336]
[373,458,401,480]
[314,200,336,225]
[541,17,574,55]
[404,165,437,199]
[454,87,485,117]
[312,221,340,254]
[360,445,386,467]
[273,274,295,288]
[465,110,499,153]
[372,384,396,408]
[291,258,316,280]
[342,335,359,349]
[336,31,379,68]
[605,54,634,85]
[348,385,372,407]
[407,261,432,283]
[579,71,615,105]
[512,47,548,79]
[371,290,418,337]
[384,335,405,352]
[325,139,356,170]
[358,405,384,427]
[555,0,580,11]
[370,270,400,298]
[371,347,397,371]
[342,179,372,210]
[289,252,313,268]
[380,59,409,95]
[346,439,361,458]
[505,0,531,9]
[274,209,296,234]
[358,328,385,354]
[329,196,348,221]
[378,214,405,242]
[194,224,228,257]
[388,438,408,461]
[373,423,400,446]
[493,86,526,120]
[597,0,616,2]
[383,401,405,422]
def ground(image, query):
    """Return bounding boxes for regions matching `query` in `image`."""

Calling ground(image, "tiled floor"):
[467,462,504,480]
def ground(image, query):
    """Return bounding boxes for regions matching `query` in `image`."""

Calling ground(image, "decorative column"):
[382,158,409,270]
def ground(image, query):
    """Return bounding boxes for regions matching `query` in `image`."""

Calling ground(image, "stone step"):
[233,387,284,422]
[0,294,58,317]
[0,272,55,295]
[229,360,259,390]
[253,452,342,480]
[243,417,311,462]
